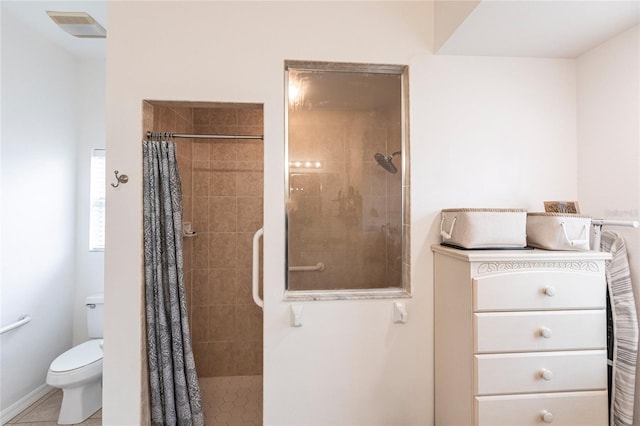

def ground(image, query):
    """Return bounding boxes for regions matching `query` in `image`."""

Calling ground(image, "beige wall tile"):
[238,108,263,126]
[237,140,263,162]
[191,306,209,343]
[192,164,210,197]
[237,172,263,197]
[235,269,253,305]
[209,197,237,232]
[235,305,263,342]
[209,269,236,305]
[233,340,263,375]
[210,140,237,162]
[210,108,238,126]
[192,235,208,269]
[209,169,237,196]
[193,108,210,125]
[237,198,263,232]
[192,269,210,307]
[210,342,235,377]
[209,305,236,341]
[209,233,237,269]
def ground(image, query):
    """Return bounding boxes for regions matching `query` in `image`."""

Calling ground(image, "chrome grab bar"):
[1,314,31,335]
[289,262,325,272]
[252,228,264,309]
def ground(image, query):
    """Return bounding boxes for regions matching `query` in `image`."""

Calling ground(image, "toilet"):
[46,293,104,424]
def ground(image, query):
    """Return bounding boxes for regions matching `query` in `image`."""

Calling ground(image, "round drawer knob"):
[541,410,554,423]
[543,286,556,297]
[540,368,553,381]
[539,326,553,338]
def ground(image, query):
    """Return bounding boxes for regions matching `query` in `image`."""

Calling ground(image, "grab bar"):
[0,314,31,335]
[592,219,639,251]
[252,228,264,309]
[289,262,325,272]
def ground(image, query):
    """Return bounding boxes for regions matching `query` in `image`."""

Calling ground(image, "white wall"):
[0,7,77,415]
[73,58,106,345]
[104,2,578,425]
[577,24,640,423]
[1,7,106,419]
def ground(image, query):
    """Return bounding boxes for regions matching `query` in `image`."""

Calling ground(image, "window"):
[89,149,106,251]
[285,60,410,300]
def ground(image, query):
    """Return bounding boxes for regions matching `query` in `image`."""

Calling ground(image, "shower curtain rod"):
[146,131,263,140]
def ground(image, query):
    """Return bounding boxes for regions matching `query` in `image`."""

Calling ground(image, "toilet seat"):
[47,340,103,387]
[50,340,102,372]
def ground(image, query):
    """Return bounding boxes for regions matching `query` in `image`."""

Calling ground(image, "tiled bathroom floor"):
[5,389,101,425]
[6,376,260,426]
[200,375,262,426]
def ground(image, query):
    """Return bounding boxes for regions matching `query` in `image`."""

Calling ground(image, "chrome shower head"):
[374,151,400,174]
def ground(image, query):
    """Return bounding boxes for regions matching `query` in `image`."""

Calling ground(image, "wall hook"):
[111,170,129,188]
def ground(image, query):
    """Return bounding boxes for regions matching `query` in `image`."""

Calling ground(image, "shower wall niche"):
[143,101,263,377]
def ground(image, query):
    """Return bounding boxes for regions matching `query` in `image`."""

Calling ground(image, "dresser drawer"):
[475,350,606,395]
[473,271,604,311]
[475,310,606,353]
[475,390,607,426]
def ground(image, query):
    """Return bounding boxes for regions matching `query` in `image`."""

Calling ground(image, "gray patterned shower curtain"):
[143,139,204,426]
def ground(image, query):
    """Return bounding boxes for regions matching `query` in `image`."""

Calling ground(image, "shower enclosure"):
[143,101,264,424]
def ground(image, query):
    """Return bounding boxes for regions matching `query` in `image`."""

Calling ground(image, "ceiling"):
[2,1,639,60]
[437,0,640,58]
[2,0,107,59]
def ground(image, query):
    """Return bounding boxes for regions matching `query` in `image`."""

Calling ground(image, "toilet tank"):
[86,293,104,338]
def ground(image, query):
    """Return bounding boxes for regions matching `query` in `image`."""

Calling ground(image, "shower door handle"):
[252,227,264,309]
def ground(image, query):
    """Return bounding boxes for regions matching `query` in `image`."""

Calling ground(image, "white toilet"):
[46,293,104,424]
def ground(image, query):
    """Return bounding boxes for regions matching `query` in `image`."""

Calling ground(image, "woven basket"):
[526,212,592,251]
[440,208,527,249]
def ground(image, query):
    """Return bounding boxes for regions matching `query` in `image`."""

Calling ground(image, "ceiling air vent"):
[46,11,106,38]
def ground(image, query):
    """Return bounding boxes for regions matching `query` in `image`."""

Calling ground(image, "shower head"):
[374,151,401,174]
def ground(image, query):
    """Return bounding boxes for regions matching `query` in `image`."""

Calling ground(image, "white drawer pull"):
[539,326,553,338]
[541,409,554,423]
[543,285,556,297]
[539,368,553,381]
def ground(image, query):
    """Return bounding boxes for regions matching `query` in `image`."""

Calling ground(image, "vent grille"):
[47,11,95,25]
[46,11,106,38]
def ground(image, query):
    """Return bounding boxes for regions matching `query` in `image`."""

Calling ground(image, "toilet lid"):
[50,339,103,372]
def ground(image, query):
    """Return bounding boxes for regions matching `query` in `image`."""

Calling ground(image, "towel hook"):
[111,170,129,188]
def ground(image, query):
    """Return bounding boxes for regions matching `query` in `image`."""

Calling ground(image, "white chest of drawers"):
[433,245,611,426]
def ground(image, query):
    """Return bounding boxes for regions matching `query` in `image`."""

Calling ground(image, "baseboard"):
[0,383,52,425]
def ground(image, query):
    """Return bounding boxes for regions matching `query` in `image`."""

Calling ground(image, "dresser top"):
[431,244,612,262]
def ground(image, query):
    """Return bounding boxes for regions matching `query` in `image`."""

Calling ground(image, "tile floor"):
[6,375,261,426]
[5,389,101,425]
[200,375,262,426]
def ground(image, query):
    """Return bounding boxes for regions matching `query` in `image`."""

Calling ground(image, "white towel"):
[601,231,639,426]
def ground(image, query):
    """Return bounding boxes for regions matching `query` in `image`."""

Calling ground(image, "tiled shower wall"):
[144,102,263,377]
[287,108,403,291]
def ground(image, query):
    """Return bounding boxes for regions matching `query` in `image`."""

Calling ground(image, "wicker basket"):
[440,208,527,249]
[526,212,592,251]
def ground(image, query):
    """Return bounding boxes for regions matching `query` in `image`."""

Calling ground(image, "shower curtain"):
[143,139,204,426]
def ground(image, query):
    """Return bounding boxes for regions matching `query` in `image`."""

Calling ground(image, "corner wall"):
[73,58,106,345]
[1,7,77,416]
[577,24,640,423]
